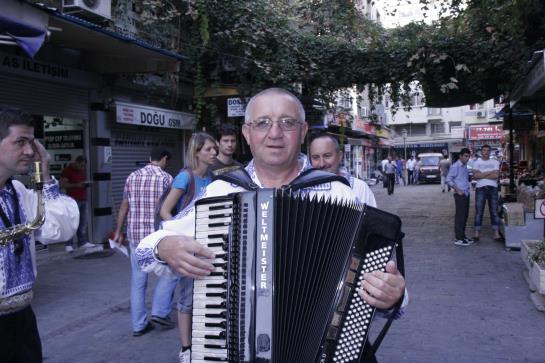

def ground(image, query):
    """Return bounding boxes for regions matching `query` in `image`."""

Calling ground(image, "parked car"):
[418,152,443,183]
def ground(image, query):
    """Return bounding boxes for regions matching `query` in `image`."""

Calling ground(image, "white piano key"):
[192,298,225,309]
[193,328,224,337]
[192,339,227,350]
[196,202,233,211]
[194,278,227,286]
[196,217,233,225]
[192,308,225,316]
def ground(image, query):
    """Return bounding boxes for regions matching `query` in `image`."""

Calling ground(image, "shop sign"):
[393,142,448,149]
[116,102,195,130]
[324,111,353,128]
[375,128,389,138]
[468,124,503,140]
[451,126,464,139]
[227,98,249,117]
[0,51,96,88]
[45,130,83,149]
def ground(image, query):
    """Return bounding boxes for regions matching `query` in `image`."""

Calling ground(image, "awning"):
[32,3,188,73]
[508,50,545,112]
[0,2,49,58]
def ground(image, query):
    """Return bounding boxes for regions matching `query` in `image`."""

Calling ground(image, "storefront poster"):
[227,98,249,117]
[45,130,83,149]
[468,124,503,140]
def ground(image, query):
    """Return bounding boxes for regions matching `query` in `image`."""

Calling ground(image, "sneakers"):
[151,315,175,329]
[454,238,474,246]
[65,245,74,252]
[80,242,96,249]
[178,348,191,363]
[132,321,154,337]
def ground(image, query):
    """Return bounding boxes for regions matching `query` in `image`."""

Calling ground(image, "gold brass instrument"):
[0,161,46,247]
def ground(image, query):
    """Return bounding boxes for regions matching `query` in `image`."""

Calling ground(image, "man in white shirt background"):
[309,134,376,207]
[472,144,501,241]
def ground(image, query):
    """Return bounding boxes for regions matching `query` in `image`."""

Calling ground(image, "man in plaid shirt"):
[114,147,178,336]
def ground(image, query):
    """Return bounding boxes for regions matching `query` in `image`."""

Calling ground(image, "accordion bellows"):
[193,189,403,363]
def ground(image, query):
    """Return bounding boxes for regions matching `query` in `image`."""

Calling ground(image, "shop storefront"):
[467,124,505,156]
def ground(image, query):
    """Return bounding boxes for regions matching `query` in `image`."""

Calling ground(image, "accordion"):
[192,189,403,363]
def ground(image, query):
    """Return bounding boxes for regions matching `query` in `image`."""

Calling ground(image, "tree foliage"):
[137,0,545,124]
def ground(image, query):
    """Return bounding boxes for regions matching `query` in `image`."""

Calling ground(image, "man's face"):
[481,147,490,159]
[75,160,86,171]
[242,93,307,169]
[310,138,343,174]
[460,153,471,164]
[0,125,36,178]
[218,135,237,157]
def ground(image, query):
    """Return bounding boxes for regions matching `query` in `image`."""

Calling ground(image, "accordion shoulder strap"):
[283,168,350,192]
[213,167,350,192]
[212,168,260,190]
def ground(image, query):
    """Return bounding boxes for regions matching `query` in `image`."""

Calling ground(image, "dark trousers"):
[407,170,414,184]
[386,173,395,195]
[454,193,470,240]
[0,306,42,363]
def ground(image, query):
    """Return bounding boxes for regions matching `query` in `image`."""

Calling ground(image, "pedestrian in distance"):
[446,148,474,246]
[158,132,217,363]
[472,144,502,241]
[136,88,406,363]
[210,125,243,175]
[406,155,416,185]
[0,106,78,363]
[113,147,178,336]
[309,134,376,207]
[414,156,421,185]
[384,155,397,195]
[60,155,94,251]
[395,156,406,185]
[439,155,452,193]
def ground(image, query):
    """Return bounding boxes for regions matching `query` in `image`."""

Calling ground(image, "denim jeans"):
[66,200,89,247]
[474,186,500,231]
[129,245,178,331]
[177,275,194,314]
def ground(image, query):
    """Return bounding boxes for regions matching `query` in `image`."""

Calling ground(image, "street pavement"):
[33,183,545,363]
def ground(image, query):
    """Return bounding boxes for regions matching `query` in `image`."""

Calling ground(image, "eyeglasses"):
[247,117,302,132]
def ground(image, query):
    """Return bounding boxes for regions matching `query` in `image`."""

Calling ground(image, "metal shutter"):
[110,123,186,214]
[0,74,89,120]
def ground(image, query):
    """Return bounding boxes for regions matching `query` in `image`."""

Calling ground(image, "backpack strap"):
[213,168,260,190]
[282,168,350,192]
[214,167,350,192]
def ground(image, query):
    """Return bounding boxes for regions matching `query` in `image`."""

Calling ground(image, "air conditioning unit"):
[63,0,112,21]
[476,111,485,118]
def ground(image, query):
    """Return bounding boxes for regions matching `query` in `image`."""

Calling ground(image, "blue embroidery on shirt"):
[135,247,157,270]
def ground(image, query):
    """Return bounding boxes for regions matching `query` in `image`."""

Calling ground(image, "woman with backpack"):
[158,131,217,363]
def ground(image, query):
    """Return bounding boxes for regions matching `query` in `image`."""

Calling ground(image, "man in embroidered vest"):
[0,106,78,363]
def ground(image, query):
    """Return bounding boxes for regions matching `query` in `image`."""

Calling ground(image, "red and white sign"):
[468,124,503,140]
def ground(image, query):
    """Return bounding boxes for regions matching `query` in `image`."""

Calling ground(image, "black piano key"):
[206,282,227,289]
[205,302,226,309]
[208,213,232,219]
[203,357,228,362]
[205,332,226,339]
[205,312,226,318]
[206,292,226,298]
[208,222,230,228]
[204,344,227,349]
[205,321,226,328]
[208,204,232,210]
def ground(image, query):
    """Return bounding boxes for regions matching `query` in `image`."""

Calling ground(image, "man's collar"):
[245,153,310,187]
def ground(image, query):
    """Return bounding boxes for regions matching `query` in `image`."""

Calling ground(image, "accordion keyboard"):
[193,200,234,363]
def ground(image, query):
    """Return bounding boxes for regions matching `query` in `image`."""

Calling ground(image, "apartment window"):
[408,124,426,136]
[358,105,368,118]
[337,96,351,110]
[427,108,442,116]
[449,121,462,132]
[470,103,485,110]
[431,122,445,134]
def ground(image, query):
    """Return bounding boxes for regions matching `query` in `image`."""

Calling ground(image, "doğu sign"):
[115,102,195,130]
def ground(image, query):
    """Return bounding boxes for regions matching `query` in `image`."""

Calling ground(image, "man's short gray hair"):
[310,134,341,153]
[244,88,305,124]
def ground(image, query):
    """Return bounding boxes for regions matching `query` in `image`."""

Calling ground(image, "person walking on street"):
[406,155,416,185]
[210,125,242,175]
[439,156,451,193]
[414,157,421,185]
[446,148,473,246]
[60,156,93,251]
[113,147,178,337]
[395,157,406,185]
[384,155,397,195]
[0,106,78,363]
[472,144,502,241]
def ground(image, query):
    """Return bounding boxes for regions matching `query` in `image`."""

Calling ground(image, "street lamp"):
[401,128,408,160]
